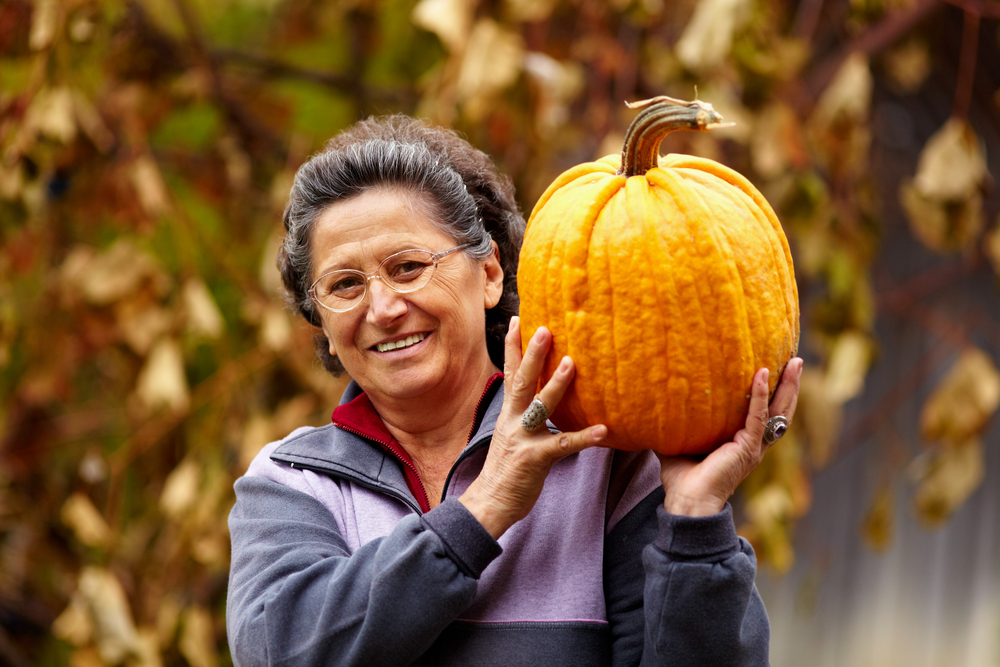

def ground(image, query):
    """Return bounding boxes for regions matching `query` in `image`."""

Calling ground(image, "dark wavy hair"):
[277,115,526,376]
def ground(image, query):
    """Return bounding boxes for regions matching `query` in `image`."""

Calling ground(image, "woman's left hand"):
[658,358,804,517]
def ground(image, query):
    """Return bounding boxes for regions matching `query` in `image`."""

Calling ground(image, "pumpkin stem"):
[618,96,729,177]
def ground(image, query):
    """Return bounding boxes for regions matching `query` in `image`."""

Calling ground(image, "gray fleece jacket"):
[226,378,769,666]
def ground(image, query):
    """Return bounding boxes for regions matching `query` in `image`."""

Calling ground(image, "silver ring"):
[764,415,788,445]
[521,398,550,431]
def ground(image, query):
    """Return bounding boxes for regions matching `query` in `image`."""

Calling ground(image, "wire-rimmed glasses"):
[308,243,471,314]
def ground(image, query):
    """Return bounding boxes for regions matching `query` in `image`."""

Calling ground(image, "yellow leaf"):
[135,338,190,413]
[825,330,873,403]
[160,459,200,520]
[412,0,474,53]
[745,484,794,528]
[860,486,894,552]
[911,118,987,202]
[882,39,930,93]
[77,567,142,664]
[179,606,219,667]
[921,347,1000,443]
[60,493,112,548]
[456,20,524,118]
[675,0,751,73]
[913,438,985,527]
[183,279,225,339]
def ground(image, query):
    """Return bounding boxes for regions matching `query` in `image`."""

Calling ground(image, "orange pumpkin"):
[517,96,799,456]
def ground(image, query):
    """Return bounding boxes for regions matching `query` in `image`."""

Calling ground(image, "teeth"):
[377,333,426,353]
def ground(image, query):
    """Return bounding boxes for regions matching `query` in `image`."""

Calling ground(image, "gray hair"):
[278,115,525,376]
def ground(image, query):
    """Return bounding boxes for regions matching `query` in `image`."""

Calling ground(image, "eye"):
[323,273,364,296]
[386,259,430,284]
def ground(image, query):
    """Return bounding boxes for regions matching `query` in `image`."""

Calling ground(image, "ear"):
[482,241,504,309]
[319,319,338,357]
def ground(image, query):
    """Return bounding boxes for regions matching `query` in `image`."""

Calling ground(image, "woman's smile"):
[372,331,429,354]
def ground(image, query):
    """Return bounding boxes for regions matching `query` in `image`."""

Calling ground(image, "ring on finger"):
[521,397,550,431]
[763,415,789,445]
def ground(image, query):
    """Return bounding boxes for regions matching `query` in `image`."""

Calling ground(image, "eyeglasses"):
[308,243,471,314]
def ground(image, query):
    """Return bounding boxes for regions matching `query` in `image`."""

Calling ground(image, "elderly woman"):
[226,116,802,666]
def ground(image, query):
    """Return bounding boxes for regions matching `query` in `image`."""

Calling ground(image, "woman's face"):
[309,188,504,404]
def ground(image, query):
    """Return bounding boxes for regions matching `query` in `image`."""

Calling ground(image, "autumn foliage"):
[1,0,998,665]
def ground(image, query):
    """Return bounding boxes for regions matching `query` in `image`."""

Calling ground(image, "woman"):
[226,115,803,666]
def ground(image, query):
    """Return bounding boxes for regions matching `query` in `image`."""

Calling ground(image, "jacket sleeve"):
[604,491,770,667]
[226,474,501,667]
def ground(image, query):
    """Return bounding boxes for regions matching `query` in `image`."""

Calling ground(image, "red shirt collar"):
[330,373,504,512]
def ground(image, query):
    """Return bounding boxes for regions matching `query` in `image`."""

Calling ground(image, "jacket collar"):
[270,374,505,513]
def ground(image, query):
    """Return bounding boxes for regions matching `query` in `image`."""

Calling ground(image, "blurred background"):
[1,0,999,665]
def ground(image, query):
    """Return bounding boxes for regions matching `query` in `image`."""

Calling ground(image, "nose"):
[365,277,407,326]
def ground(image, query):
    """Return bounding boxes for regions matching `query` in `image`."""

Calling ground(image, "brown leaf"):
[503,0,559,22]
[26,87,77,144]
[61,241,170,307]
[913,438,985,527]
[456,20,524,120]
[812,52,872,127]
[920,347,1000,443]
[130,155,172,218]
[182,279,225,340]
[797,368,844,467]
[882,39,931,93]
[76,567,142,664]
[160,459,200,521]
[986,220,1000,276]
[751,102,806,177]
[29,0,58,50]
[825,331,873,403]
[901,182,984,252]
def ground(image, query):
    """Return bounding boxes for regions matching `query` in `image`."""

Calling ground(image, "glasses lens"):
[315,271,366,312]
[380,250,435,293]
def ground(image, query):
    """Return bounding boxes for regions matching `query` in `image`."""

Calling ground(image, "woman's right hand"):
[459,316,608,539]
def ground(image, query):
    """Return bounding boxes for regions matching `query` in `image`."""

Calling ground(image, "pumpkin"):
[517,96,799,456]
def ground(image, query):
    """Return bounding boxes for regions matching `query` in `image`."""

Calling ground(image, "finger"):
[510,326,552,410]
[742,367,771,445]
[535,355,575,415]
[538,424,608,463]
[502,316,523,382]
[769,357,803,421]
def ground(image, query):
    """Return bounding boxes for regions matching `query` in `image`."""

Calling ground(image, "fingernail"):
[591,425,607,441]
[761,368,770,384]
[558,356,571,373]
[532,326,549,344]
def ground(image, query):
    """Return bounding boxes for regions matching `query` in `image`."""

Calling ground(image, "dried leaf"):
[921,347,1000,443]
[504,0,558,22]
[911,118,987,202]
[0,162,25,200]
[52,595,94,646]
[797,368,843,467]
[412,0,474,53]
[118,299,174,355]
[72,89,115,154]
[30,0,59,50]
[62,241,170,307]
[133,627,164,667]
[825,331,873,403]
[752,101,807,178]
[183,279,225,339]
[745,484,794,527]
[179,606,219,667]
[882,39,930,93]
[913,438,985,527]
[812,52,872,127]
[259,304,293,351]
[135,338,190,413]
[985,220,1000,276]
[860,486,894,552]
[456,20,524,119]
[130,155,172,217]
[160,459,200,520]
[77,567,142,664]
[61,493,112,548]
[523,52,585,132]
[27,87,77,144]
[900,182,984,252]
[675,0,751,73]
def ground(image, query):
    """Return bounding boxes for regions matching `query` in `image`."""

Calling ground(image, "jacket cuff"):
[653,503,741,563]
[421,497,502,579]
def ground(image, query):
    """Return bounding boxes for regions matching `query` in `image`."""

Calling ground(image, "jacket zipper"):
[286,459,422,515]
[332,420,432,514]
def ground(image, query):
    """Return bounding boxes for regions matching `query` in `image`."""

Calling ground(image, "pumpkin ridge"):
[526,162,617,233]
